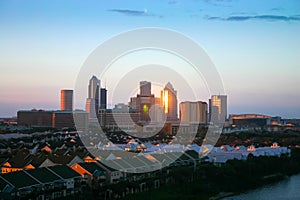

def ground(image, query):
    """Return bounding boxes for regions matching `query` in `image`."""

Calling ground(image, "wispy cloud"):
[203,0,233,7]
[270,7,284,11]
[107,8,152,17]
[206,14,300,22]
[168,0,178,5]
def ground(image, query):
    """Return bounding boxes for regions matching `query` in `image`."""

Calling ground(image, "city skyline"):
[0,0,299,118]
[0,77,298,119]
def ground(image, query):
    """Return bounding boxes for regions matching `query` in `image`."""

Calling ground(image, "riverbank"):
[211,174,288,200]
[222,173,300,200]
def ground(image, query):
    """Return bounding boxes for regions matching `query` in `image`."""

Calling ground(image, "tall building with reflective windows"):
[60,89,73,111]
[161,82,178,121]
[209,95,227,124]
[88,76,100,107]
[86,76,100,118]
[180,101,207,124]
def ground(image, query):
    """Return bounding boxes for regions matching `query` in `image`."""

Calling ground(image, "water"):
[223,174,300,200]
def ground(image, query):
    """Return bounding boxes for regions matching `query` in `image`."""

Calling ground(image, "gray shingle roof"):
[46,165,81,179]
[25,168,61,184]
[0,171,40,189]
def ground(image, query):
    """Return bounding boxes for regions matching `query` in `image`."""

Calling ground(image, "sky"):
[0,0,299,118]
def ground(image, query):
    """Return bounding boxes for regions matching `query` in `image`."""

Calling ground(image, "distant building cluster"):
[17,89,88,129]
[17,109,88,129]
[223,114,299,133]
[14,75,300,134]
[84,75,227,133]
[15,74,228,132]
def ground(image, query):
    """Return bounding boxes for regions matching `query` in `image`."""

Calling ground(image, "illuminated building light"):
[143,104,149,113]
[163,90,169,113]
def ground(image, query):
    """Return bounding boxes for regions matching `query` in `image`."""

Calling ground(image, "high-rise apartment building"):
[60,90,73,111]
[179,101,207,124]
[161,82,178,121]
[209,95,227,124]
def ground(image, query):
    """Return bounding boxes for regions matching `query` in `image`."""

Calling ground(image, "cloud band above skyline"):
[206,14,300,22]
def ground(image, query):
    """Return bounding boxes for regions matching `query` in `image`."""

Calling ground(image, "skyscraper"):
[209,95,227,124]
[129,81,163,124]
[88,76,100,109]
[140,81,151,96]
[86,76,100,118]
[60,89,73,111]
[100,88,107,109]
[136,81,154,123]
[161,82,178,121]
[179,101,207,124]
[86,98,96,118]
